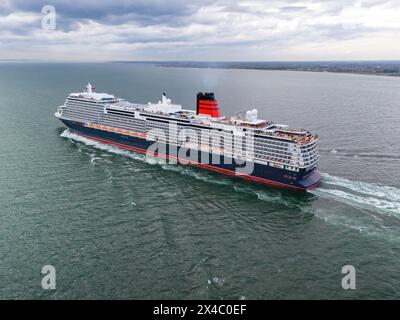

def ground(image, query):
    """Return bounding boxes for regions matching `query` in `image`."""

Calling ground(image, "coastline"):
[153,63,400,78]
[114,60,400,78]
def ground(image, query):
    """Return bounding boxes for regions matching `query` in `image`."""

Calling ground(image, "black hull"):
[60,119,321,191]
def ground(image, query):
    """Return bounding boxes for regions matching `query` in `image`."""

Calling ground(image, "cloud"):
[0,0,400,61]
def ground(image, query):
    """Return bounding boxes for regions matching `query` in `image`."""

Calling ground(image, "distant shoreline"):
[1,59,399,77]
[115,60,400,78]
[156,63,400,78]
[157,65,400,78]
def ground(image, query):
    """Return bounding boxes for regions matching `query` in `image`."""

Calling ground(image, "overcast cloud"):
[0,0,399,61]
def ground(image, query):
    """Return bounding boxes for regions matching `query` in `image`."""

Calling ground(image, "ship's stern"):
[297,169,322,191]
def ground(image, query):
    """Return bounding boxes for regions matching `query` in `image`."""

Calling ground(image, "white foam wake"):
[306,173,400,243]
[311,173,400,218]
[321,173,400,202]
[312,188,400,217]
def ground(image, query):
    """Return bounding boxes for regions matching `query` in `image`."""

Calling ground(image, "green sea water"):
[0,62,400,299]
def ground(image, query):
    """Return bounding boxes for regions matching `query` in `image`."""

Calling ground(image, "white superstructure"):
[56,84,319,172]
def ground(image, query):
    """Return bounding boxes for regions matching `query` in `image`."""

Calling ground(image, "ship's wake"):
[309,173,400,242]
[311,173,400,218]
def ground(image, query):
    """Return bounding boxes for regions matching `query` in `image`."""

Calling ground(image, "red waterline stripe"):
[78,132,308,191]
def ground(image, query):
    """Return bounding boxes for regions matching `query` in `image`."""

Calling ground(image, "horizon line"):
[1,59,400,63]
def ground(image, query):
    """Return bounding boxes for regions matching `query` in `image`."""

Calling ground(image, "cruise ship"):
[55,84,321,191]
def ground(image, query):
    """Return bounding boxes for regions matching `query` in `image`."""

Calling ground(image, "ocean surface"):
[0,62,400,299]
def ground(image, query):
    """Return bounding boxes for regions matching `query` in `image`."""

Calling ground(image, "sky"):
[0,0,399,61]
